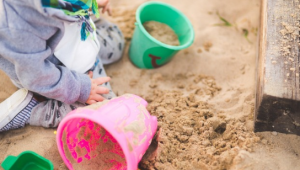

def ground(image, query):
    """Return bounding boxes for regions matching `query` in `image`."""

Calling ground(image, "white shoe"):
[0,89,36,132]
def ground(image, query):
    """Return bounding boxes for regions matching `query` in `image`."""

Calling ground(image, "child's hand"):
[97,0,111,16]
[86,71,111,105]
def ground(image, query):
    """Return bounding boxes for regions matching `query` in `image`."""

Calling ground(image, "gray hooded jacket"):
[0,0,91,104]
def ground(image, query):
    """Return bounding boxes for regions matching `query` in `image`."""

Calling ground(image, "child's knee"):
[95,19,125,65]
[110,26,125,62]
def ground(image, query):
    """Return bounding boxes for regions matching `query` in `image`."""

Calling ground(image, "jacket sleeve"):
[0,28,91,104]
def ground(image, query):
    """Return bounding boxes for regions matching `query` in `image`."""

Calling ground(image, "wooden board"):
[255,0,300,134]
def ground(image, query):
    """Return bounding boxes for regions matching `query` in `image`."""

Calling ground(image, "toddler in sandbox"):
[0,0,124,132]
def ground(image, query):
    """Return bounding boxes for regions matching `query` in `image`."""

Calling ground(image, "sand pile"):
[138,73,260,170]
[143,21,180,46]
[63,119,126,170]
[111,7,137,41]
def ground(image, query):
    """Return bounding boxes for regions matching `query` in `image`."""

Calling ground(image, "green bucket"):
[1,151,54,170]
[129,1,195,69]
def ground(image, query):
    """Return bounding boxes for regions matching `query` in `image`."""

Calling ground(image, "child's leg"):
[0,88,84,132]
[94,18,125,65]
[29,99,84,128]
[0,89,38,132]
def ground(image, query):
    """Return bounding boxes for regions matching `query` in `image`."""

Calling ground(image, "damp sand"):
[138,74,260,170]
[143,21,180,46]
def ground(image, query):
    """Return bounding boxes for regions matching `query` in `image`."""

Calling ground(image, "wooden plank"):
[255,0,300,134]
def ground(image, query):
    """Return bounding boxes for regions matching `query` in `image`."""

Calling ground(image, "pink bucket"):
[56,94,158,170]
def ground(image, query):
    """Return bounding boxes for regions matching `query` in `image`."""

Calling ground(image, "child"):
[0,0,124,132]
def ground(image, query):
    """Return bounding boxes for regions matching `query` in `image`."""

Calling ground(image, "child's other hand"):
[86,71,110,105]
[97,0,112,16]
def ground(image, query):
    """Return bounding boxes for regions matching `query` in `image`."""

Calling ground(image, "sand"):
[143,21,180,46]
[138,75,260,170]
[1,0,300,170]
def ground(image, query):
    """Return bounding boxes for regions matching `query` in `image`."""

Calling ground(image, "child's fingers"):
[88,71,93,78]
[94,77,111,85]
[102,3,110,14]
[97,0,109,6]
[107,6,112,16]
[102,7,106,14]
[86,100,97,105]
[96,86,109,94]
[93,94,105,102]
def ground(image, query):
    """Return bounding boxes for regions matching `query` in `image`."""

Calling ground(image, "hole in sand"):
[214,122,227,134]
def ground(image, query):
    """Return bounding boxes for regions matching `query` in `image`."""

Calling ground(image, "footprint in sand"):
[213,89,254,118]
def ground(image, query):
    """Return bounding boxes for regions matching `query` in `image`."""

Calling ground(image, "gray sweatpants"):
[29,18,124,128]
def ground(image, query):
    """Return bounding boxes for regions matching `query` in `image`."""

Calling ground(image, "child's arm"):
[0,28,93,104]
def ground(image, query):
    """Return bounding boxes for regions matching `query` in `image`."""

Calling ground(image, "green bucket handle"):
[1,156,17,170]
